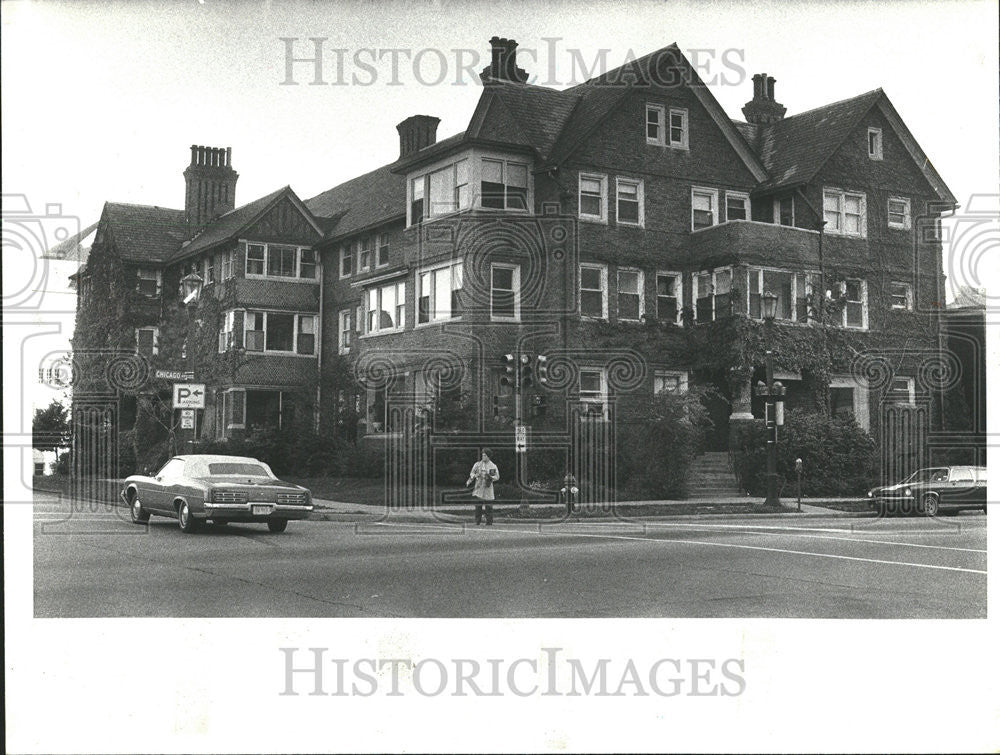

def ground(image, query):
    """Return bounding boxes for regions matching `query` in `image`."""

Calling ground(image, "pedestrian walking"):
[467,448,499,525]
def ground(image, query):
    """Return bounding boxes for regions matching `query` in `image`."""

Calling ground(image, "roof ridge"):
[778,88,883,123]
[106,200,184,213]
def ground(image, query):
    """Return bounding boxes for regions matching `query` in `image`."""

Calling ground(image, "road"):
[33,492,986,618]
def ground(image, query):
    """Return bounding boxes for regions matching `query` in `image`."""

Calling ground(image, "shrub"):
[733,409,878,496]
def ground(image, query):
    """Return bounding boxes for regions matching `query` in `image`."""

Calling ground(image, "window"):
[616,268,643,321]
[410,177,425,225]
[773,195,795,226]
[840,278,868,329]
[691,188,718,230]
[654,370,688,394]
[245,243,265,276]
[669,107,689,149]
[695,268,732,322]
[410,160,471,223]
[204,255,216,285]
[219,310,235,352]
[579,368,608,418]
[823,189,866,237]
[244,311,317,354]
[579,174,608,222]
[338,309,352,354]
[580,263,608,319]
[829,374,870,431]
[480,158,527,211]
[646,103,665,145]
[299,249,317,279]
[136,268,160,297]
[747,268,819,322]
[490,263,520,320]
[358,238,373,273]
[616,178,644,226]
[886,376,915,405]
[340,245,353,279]
[888,197,911,230]
[224,389,246,428]
[365,280,406,334]
[725,192,749,221]
[868,127,883,160]
[890,281,913,310]
[135,327,158,357]
[418,261,464,324]
[656,272,682,324]
[221,250,234,280]
[377,233,390,267]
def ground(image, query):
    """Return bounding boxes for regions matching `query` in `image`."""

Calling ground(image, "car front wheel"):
[128,490,150,524]
[920,493,939,517]
[267,519,288,533]
[178,501,200,533]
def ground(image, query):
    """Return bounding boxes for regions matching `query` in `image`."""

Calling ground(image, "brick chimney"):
[479,36,529,85]
[184,145,238,229]
[396,115,441,159]
[741,73,787,125]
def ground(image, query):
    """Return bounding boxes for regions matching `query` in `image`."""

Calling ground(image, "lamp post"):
[755,291,787,509]
[179,272,204,450]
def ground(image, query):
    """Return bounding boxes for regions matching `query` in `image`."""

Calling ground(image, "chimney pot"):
[184,145,239,230]
[742,72,786,125]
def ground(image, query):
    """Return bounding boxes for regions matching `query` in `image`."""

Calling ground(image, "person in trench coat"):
[467,448,499,525]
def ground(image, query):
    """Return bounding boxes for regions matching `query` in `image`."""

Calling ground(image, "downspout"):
[316,253,324,433]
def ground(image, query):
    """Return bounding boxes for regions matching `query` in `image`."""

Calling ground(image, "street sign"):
[180,409,195,429]
[155,369,195,381]
[515,423,527,453]
[173,383,206,409]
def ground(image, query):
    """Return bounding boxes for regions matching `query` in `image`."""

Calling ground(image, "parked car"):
[867,466,987,516]
[121,454,313,533]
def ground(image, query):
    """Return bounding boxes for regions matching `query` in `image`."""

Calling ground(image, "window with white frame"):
[579,368,608,418]
[654,370,688,394]
[135,327,159,358]
[409,158,471,225]
[377,233,390,267]
[480,158,526,211]
[823,189,866,237]
[616,178,644,226]
[224,388,246,429]
[888,197,911,230]
[358,237,373,273]
[580,263,608,319]
[243,242,316,279]
[365,280,406,334]
[340,245,353,278]
[246,243,265,275]
[579,174,608,222]
[646,103,665,145]
[221,249,234,280]
[747,268,795,321]
[656,272,682,324]
[617,268,643,321]
[839,278,868,329]
[338,309,352,354]
[218,310,236,352]
[136,268,161,297]
[868,128,883,160]
[669,108,689,149]
[890,281,913,310]
[243,311,318,354]
[490,263,520,321]
[204,255,216,285]
[695,268,732,322]
[772,195,794,226]
[266,244,297,277]
[691,187,718,230]
[418,261,464,324]
[885,376,915,405]
[300,249,318,279]
[725,192,749,221]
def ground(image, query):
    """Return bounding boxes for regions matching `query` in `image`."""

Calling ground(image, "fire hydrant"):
[560,473,579,515]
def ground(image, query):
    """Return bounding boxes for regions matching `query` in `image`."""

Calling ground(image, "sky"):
[3,0,998,410]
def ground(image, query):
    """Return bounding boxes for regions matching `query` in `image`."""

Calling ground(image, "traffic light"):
[531,393,547,418]
[500,353,516,387]
[536,354,549,386]
[520,353,533,388]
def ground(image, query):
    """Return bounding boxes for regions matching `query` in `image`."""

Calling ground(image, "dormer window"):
[409,159,470,224]
[868,128,883,160]
[481,158,527,210]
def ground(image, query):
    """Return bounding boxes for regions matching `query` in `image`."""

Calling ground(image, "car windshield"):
[207,463,272,477]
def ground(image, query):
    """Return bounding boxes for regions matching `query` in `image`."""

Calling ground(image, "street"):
[33,492,986,618]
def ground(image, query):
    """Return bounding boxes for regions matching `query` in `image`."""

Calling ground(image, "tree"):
[33,399,70,461]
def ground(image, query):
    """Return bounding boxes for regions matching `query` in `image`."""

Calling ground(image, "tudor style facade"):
[73,37,957,480]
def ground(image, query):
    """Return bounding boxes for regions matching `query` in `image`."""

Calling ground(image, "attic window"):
[646,104,665,146]
[868,128,883,160]
[669,108,688,149]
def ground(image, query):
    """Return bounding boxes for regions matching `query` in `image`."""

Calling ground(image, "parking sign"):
[173,383,206,409]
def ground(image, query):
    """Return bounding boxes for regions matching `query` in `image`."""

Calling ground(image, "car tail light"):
[212,490,248,504]
[277,492,307,506]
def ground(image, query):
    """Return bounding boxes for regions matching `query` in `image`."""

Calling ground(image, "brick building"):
[73,37,957,486]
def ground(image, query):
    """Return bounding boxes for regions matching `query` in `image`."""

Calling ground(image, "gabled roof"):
[42,221,97,262]
[102,202,188,264]
[467,80,580,160]
[175,185,322,260]
[304,162,406,240]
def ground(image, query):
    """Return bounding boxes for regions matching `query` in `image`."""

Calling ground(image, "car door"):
[947,467,977,507]
[146,459,184,513]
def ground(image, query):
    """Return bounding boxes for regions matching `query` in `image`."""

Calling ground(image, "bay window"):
[244,242,317,279]
[823,189,866,237]
[695,268,731,322]
[747,268,819,322]
[266,312,294,352]
[580,263,608,319]
[365,280,406,334]
[417,261,464,324]
[410,159,471,223]
[243,310,318,353]
[481,158,527,210]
